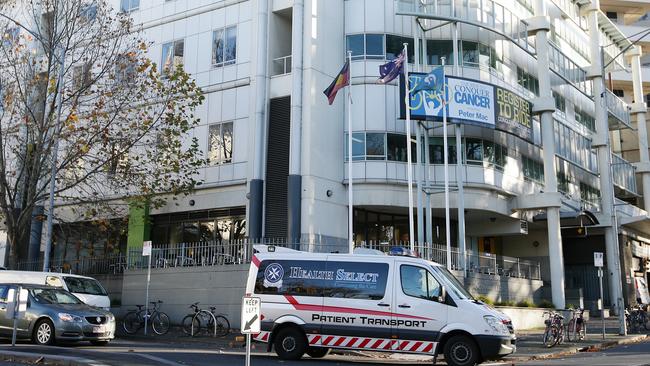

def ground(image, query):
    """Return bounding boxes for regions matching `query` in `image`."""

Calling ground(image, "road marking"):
[129,353,185,366]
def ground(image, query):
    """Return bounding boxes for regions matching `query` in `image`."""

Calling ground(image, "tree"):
[0,0,205,268]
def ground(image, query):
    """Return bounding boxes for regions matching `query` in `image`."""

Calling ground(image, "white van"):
[245,246,516,366]
[0,271,110,310]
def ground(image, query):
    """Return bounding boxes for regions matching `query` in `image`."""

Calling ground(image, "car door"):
[393,262,448,352]
[320,257,393,348]
[0,285,10,334]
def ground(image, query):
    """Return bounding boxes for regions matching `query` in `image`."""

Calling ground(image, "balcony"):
[271,55,292,76]
[611,152,638,196]
[605,89,633,130]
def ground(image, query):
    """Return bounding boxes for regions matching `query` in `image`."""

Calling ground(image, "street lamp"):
[0,13,66,272]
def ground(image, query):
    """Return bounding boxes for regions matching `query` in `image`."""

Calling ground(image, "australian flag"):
[377,49,405,84]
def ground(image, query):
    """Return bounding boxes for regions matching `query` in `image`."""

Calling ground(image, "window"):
[385,34,414,63]
[115,53,137,83]
[557,169,571,194]
[606,11,618,21]
[517,67,539,95]
[120,0,139,12]
[465,138,483,164]
[208,122,233,165]
[2,27,19,47]
[346,34,384,60]
[212,26,237,66]
[429,137,457,164]
[580,182,600,205]
[254,260,389,300]
[522,156,544,183]
[80,4,97,21]
[161,39,184,74]
[72,63,92,89]
[365,133,385,160]
[0,285,7,302]
[553,91,566,114]
[461,41,479,65]
[426,40,454,66]
[574,107,595,131]
[400,265,442,301]
[613,89,624,98]
[63,277,107,296]
[387,133,407,162]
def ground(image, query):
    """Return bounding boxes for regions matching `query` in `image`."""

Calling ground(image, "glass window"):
[346,132,366,161]
[386,34,414,63]
[461,41,479,65]
[183,222,200,243]
[0,285,7,302]
[216,219,233,241]
[120,0,139,12]
[162,39,184,73]
[366,133,385,160]
[346,34,364,59]
[199,221,215,242]
[213,26,237,66]
[208,122,233,165]
[426,40,454,65]
[30,288,82,305]
[232,218,246,239]
[387,133,407,162]
[365,34,384,59]
[400,265,442,301]
[429,137,457,164]
[465,138,483,164]
[553,91,566,114]
[72,63,92,89]
[63,277,108,296]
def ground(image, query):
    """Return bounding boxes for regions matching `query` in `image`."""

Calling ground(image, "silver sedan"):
[0,283,115,345]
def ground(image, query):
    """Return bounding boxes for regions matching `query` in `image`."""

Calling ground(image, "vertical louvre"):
[264,97,291,239]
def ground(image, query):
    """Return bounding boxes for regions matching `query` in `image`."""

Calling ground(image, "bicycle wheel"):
[566,319,576,342]
[214,315,230,337]
[555,325,564,346]
[182,314,201,336]
[578,320,587,340]
[542,327,557,348]
[152,312,171,335]
[122,311,141,335]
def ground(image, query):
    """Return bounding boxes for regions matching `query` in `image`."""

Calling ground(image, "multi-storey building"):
[4,0,650,321]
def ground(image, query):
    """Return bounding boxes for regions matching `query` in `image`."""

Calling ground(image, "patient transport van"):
[245,246,516,366]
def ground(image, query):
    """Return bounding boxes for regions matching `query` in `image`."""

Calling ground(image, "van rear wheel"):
[443,335,479,366]
[274,327,307,360]
[306,347,330,358]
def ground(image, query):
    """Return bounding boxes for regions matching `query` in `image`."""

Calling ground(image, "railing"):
[396,0,534,53]
[271,55,292,76]
[611,153,638,195]
[16,254,127,275]
[548,42,592,97]
[605,89,632,128]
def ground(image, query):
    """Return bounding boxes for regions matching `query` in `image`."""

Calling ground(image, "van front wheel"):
[443,335,479,366]
[274,327,307,360]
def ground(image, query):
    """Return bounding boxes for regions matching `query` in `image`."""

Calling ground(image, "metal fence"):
[16,239,541,280]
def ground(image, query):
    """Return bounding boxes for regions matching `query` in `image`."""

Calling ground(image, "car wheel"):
[306,347,330,358]
[443,335,479,366]
[273,327,307,360]
[33,319,56,346]
[90,340,110,346]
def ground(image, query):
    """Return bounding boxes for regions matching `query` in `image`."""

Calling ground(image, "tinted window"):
[30,288,82,305]
[255,260,389,300]
[63,277,107,296]
[400,265,441,301]
[0,285,8,302]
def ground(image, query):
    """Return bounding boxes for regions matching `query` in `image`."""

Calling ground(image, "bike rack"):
[191,310,218,337]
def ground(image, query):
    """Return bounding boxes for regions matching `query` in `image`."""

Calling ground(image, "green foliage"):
[537,300,554,308]
[515,300,535,308]
[475,295,494,305]
[495,300,516,307]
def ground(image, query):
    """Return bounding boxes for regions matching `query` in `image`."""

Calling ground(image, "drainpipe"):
[288,0,304,247]
[532,0,565,309]
[249,0,270,241]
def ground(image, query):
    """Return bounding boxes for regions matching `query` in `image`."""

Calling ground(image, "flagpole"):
[441,57,452,270]
[403,43,415,252]
[347,51,354,254]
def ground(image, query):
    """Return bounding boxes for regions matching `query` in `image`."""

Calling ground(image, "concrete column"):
[249,0,270,240]
[629,46,650,210]
[532,0,565,309]
[288,0,304,245]
[587,0,625,321]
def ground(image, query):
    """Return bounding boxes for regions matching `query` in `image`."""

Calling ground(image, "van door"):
[393,262,448,352]
[320,258,393,348]
[0,285,10,334]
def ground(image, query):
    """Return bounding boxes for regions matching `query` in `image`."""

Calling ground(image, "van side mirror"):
[438,286,446,303]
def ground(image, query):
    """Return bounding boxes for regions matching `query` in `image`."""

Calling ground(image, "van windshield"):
[63,277,107,296]
[430,266,474,300]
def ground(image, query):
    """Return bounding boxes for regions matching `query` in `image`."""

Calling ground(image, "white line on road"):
[128,352,185,366]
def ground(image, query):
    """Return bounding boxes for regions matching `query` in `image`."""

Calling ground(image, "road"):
[0,337,649,366]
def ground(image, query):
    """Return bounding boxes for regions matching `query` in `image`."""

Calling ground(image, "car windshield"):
[63,277,107,296]
[30,288,82,305]
[430,265,474,300]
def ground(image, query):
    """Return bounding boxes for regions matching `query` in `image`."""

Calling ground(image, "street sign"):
[142,240,152,256]
[241,296,261,334]
[594,252,604,267]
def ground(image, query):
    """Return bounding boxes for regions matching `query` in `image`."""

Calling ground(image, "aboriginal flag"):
[323,60,350,105]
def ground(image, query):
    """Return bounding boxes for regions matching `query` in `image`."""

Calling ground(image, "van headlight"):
[58,313,83,323]
[484,315,509,335]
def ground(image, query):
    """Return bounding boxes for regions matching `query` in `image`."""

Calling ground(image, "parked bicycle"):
[566,308,587,341]
[122,300,171,335]
[626,304,649,333]
[181,302,230,337]
[542,311,565,348]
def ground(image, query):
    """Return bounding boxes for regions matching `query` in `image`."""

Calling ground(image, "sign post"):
[143,240,152,335]
[241,296,261,366]
[7,286,28,346]
[594,252,605,339]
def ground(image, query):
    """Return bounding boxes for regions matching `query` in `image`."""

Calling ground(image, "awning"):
[533,210,599,227]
